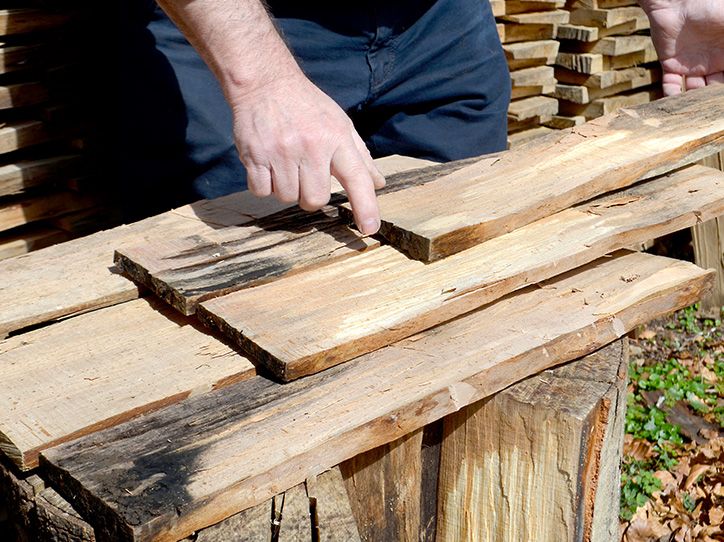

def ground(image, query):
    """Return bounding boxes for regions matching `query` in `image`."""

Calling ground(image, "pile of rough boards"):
[0,86,722,541]
[494,0,662,147]
[0,7,115,262]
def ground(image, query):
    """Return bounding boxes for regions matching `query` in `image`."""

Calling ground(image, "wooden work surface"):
[42,252,711,541]
[0,116,720,541]
[354,85,723,261]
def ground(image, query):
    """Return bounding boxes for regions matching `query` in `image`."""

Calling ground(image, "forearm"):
[156,0,304,101]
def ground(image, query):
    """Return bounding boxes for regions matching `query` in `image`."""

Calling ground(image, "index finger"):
[331,141,380,236]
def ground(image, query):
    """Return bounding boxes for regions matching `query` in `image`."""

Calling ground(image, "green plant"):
[621,460,663,521]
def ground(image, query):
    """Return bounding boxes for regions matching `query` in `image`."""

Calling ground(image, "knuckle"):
[300,192,330,211]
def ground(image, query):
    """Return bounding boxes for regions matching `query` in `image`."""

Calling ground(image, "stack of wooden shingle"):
[553,0,661,126]
[492,0,564,145]
[0,7,116,261]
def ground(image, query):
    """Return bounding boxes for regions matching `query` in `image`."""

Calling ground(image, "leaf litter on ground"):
[621,304,724,541]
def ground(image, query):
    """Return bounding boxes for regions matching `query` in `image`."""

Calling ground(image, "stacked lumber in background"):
[553,0,661,124]
[0,88,719,540]
[492,0,563,145]
[0,6,117,262]
[492,0,663,147]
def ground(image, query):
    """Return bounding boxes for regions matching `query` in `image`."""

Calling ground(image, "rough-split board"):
[343,85,723,261]
[41,252,713,542]
[197,165,724,380]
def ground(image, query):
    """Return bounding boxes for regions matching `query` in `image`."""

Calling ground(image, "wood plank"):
[553,68,659,104]
[508,115,555,134]
[113,157,477,318]
[500,10,570,24]
[557,44,656,74]
[0,191,97,234]
[562,35,652,56]
[0,457,95,541]
[0,297,256,470]
[35,487,97,542]
[556,51,603,74]
[340,429,423,541]
[692,151,724,316]
[352,85,724,261]
[0,155,82,198]
[0,155,435,338]
[503,40,560,70]
[510,66,556,100]
[554,65,661,90]
[436,340,627,541]
[0,120,50,155]
[504,0,565,14]
[199,165,724,380]
[306,469,361,542]
[498,22,557,43]
[507,95,558,122]
[0,82,48,111]
[556,17,650,41]
[558,89,661,119]
[571,0,638,7]
[507,126,555,147]
[115,208,378,316]
[489,0,505,17]
[0,9,71,36]
[41,251,712,542]
[0,225,68,261]
[192,468,360,541]
[569,6,646,28]
[0,44,44,74]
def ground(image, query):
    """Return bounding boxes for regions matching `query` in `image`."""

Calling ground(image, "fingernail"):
[360,218,380,235]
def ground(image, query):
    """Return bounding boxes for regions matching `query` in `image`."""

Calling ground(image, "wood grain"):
[0,9,70,36]
[340,429,423,541]
[0,155,435,337]
[200,165,724,380]
[692,151,724,315]
[555,65,660,90]
[569,6,646,27]
[556,15,649,41]
[558,89,661,119]
[353,85,723,261]
[0,155,82,198]
[503,39,559,70]
[41,251,712,542]
[554,68,658,104]
[436,340,628,541]
[0,297,255,470]
[0,190,97,234]
[115,208,377,316]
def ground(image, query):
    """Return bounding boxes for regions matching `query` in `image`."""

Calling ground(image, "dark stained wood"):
[419,421,443,542]
[40,252,711,542]
[115,208,378,315]
[352,85,724,261]
[114,156,487,316]
[198,165,724,381]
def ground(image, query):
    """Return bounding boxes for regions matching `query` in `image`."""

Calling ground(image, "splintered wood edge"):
[39,260,713,542]
[165,269,715,540]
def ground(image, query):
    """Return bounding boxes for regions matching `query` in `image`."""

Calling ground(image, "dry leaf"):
[685,465,711,490]
[625,517,671,542]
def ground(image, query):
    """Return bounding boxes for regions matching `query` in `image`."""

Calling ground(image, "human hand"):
[639,0,724,95]
[230,74,386,235]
